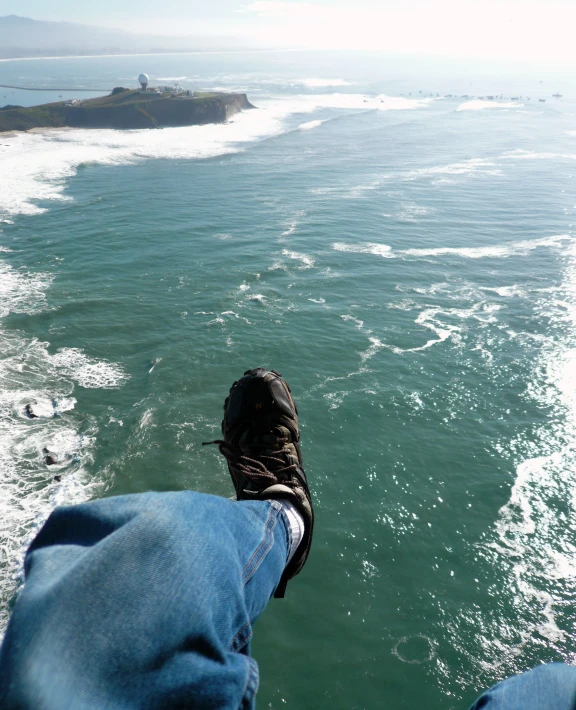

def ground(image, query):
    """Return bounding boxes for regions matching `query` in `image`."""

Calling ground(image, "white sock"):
[281,500,305,563]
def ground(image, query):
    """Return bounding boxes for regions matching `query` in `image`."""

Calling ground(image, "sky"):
[4,0,576,63]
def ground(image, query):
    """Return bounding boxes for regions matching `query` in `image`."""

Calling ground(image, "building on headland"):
[138,73,149,93]
[138,74,188,96]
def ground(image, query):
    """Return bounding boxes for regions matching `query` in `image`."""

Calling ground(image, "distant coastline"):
[0,48,298,63]
[0,15,276,62]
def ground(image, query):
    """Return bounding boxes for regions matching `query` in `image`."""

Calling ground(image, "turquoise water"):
[2,51,576,708]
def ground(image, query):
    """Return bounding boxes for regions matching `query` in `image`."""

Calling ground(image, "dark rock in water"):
[43,447,58,465]
[43,446,76,466]
[53,475,62,482]
[25,404,38,418]
[25,401,59,418]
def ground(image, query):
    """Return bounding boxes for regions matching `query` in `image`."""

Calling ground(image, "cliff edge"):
[0,89,255,132]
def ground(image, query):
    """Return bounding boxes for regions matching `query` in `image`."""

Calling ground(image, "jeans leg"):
[0,491,289,710]
[469,663,576,710]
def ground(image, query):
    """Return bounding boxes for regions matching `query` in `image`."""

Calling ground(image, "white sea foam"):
[500,149,576,162]
[0,262,53,317]
[492,244,576,649]
[0,246,127,636]
[333,235,572,261]
[457,100,523,111]
[347,283,529,364]
[49,348,127,389]
[359,336,386,362]
[297,119,327,131]
[0,327,109,636]
[375,308,461,357]
[279,211,305,239]
[435,241,576,680]
[481,285,527,297]
[313,157,501,200]
[258,93,432,119]
[281,249,315,268]
[299,78,351,87]
[334,242,393,257]
[281,222,297,237]
[396,203,433,222]
[341,314,366,330]
[407,158,501,180]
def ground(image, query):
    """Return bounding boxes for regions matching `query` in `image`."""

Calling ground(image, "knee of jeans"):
[518,662,576,693]
[133,494,237,563]
[472,663,576,710]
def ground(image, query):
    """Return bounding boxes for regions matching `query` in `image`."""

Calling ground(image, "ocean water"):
[1,50,576,708]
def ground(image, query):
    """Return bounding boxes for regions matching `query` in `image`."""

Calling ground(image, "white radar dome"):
[138,73,149,85]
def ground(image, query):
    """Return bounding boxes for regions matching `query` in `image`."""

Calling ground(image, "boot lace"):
[202,439,299,488]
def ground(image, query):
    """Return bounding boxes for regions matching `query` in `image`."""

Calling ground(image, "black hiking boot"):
[203,368,313,597]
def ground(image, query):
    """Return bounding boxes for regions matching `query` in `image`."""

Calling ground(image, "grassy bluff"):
[0,87,255,132]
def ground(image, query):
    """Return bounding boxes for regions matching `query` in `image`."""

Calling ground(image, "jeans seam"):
[229,620,253,652]
[241,502,281,585]
[241,656,259,708]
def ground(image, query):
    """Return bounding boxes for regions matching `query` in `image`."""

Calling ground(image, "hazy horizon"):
[2,0,576,65]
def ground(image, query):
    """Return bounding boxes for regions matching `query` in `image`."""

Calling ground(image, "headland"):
[0,85,255,132]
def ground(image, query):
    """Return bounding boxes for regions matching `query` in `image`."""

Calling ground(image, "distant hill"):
[0,15,258,59]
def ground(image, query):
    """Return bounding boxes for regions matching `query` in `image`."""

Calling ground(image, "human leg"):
[0,491,290,710]
[469,663,576,710]
[0,368,313,709]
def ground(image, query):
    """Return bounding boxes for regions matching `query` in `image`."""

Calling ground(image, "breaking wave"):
[457,100,524,111]
[0,244,127,637]
[298,119,327,131]
[299,78,351,87]
[332,235,573,260]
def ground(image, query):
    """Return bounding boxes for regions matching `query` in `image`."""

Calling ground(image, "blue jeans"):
[2,491,576,709]
[468,663,576,709]
[0,491,290,709]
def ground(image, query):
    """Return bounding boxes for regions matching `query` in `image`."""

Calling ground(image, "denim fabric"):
[469,663,576,710]
[0,491,289,710]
